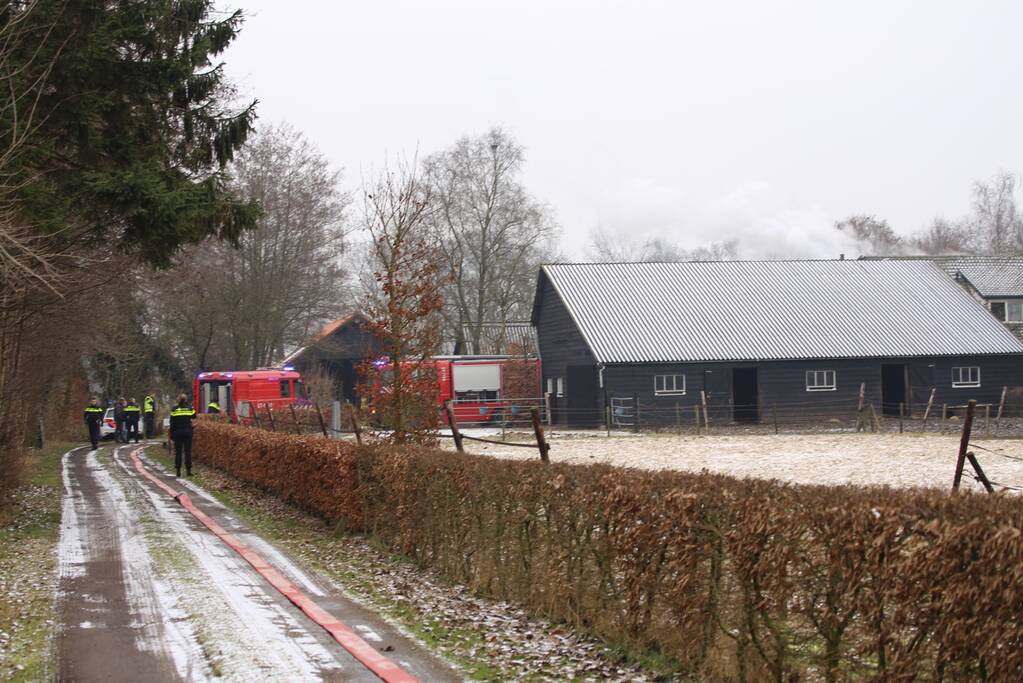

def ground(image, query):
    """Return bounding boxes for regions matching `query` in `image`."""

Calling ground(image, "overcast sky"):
[222,0,1023,259]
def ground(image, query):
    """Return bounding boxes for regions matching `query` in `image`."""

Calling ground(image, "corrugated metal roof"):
[863,256,1023,297]
[538,260,1023,364]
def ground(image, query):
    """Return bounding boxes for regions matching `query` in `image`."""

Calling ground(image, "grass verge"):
[0,441,73,681]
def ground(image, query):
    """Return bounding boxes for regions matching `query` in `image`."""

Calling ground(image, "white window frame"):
[952,366,981,388]
[654,374,686,395]
[990,300,1023,322]
[546,378,554,395]
[555,377,564,397]
[806,370,836,392]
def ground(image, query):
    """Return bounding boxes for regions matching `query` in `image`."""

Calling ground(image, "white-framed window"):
[546,378,554,395]
[556,377,564,397]
[952,366,981,388]
[806,370,836,392]
[654,374,686,395]
[990,300,1023,322]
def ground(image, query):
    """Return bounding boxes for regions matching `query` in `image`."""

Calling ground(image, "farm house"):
[531,260,1023,427]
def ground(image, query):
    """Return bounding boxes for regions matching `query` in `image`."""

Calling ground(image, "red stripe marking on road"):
[128,447,419,683]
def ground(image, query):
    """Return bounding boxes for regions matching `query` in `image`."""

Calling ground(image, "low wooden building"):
[531,260,1023,427]
[282,313,379,403]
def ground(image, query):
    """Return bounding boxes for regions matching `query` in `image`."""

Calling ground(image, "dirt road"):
[57,443,457,682]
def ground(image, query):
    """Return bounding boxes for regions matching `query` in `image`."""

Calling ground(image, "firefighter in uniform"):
[207,401,221,414]
[123,397,142,444]
[143,393,156,438]
[169,394,196,477]
[83,398,104,450]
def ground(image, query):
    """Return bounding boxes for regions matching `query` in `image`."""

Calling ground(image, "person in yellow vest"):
[207,401,221,414]
[83,398,104,450]
[123,398,142,444]
[143,392,156,438]
[169,394,197,477]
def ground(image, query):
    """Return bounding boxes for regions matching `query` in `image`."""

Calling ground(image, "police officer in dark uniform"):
[113,398,126,443]
[83,397,104,450]
[169,393,196,477]
[123,397,142,444]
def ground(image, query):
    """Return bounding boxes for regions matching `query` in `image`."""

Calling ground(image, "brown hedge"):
[194,422,1023,682]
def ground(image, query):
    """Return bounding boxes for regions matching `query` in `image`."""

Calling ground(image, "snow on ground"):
[454,430,1023,492]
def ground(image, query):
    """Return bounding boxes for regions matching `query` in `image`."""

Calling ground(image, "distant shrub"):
[194,422,1023,681]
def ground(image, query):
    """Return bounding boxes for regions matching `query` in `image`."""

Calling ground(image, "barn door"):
[566,365,600,427]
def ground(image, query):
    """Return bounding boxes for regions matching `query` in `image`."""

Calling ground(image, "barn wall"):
[591,355,1023,427]
[533,277,596,424]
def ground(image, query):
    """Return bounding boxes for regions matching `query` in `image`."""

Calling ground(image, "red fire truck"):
[193,368,305,417]
[371,356,541,426]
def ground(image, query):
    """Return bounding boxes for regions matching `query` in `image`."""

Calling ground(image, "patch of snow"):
[57,448,88,581]
[92,448,213,682]
[112,448,345,680]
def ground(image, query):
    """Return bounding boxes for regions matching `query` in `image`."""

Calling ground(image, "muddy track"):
[56,443,458,682]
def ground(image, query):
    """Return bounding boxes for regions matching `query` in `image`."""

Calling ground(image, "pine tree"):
[3,0,259,266]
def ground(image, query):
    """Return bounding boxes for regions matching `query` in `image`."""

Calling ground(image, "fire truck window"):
[295,380,305,398]
[280,380,291,398]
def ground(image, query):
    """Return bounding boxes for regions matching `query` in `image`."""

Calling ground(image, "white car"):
[99,407,118,439]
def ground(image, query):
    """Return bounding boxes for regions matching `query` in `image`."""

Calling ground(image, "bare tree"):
[910,218,972,255]
[424,128,558,354]
[834,214,905,255]
[587,227,739,262]
[145,124,350,372]
[359,159,446,443]
[969,171,1023,254]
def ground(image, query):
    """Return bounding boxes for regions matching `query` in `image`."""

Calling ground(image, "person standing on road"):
[169,393,196,477]
[143,392,156,438]
[113,398,126,443]
[83,398,104,450]
[123,398,142,444]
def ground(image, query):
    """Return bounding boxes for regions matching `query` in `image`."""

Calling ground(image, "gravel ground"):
[454,429,1023,493]
[184,461,668,682]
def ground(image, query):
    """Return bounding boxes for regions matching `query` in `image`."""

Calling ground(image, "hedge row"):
[193,422,1023,681]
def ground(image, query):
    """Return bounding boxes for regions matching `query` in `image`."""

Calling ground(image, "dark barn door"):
[881,364,907,416]
[566,365,600,427]
[732,368,759,422]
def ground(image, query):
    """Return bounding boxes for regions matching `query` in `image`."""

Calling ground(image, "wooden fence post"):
[921,388,936,430]
[701,391,710,434]
[868,403,879,433]
[965,452,995,493]
[996,386,1008,435]
[314,402,329,438]
[265,406,276,432]
[289,404,302,435]
[349,406,363,446]
[952,399,976,491]
[899,402,904,434]
[605,405,611,437]
[694,405,701,436]
[984,403,991,437]
[632,392,639,433]
[444,400,464,453]
[772,403,779,435]
[940,404,947,435]
[531,407,550,463]
[252,406,262,430]
[855,382,866,432]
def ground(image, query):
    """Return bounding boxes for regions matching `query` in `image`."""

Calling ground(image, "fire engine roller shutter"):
[453,364,501,392]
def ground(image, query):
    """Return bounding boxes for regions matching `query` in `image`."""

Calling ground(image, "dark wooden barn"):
[282,313,379,403]
[530,260,1023,427]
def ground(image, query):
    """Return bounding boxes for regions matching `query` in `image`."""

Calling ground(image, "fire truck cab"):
[193,368,305,417]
